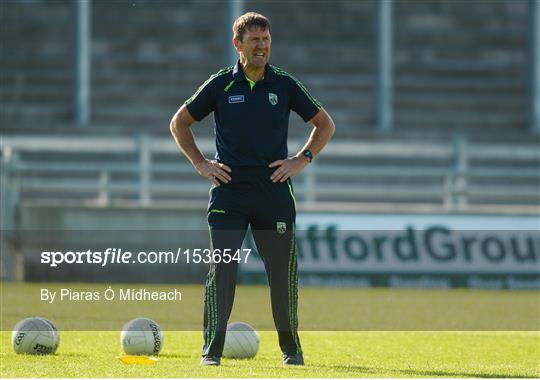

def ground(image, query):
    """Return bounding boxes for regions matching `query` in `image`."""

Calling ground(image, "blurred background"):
[0,0,539,289]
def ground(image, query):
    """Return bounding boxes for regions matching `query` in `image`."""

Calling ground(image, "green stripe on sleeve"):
[271,66,322,109]
[186,67,233,105]
[224,80,235,92]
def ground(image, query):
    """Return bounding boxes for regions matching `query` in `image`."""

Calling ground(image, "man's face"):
[234,27,272,68]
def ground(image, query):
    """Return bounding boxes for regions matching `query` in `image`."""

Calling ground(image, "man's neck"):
[241,60,265,82]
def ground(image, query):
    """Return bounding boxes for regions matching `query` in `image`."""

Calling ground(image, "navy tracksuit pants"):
[202,166,301,357]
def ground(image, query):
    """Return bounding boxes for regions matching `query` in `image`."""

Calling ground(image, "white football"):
[12,317,60,355]
[120,317,163,356]
[223,322,259,359]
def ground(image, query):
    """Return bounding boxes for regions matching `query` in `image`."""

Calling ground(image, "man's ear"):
[233,37,242,52]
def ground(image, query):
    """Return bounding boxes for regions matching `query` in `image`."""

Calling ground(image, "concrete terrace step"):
[393,49,526,62]
[395,77,526,91]
[1,54,221,70]
[271,46,374,61]
[393,0,527,19]
[394,91,526,105]
[316,98,373,112]
[0,93,71,104]
[396,108,526,122]
[394,30,526,45]
[1,105,71,122]
[394,63,526,76]
[394,125,530,138]
[394,117,526,132]
[0,68,71,80]
[394,96,526,112]
[302,74,375,87]
[325,111,373,125]
[1,59,71,70]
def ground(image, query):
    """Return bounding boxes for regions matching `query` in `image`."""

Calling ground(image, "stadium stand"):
[1,0,72,125]
[0,0,538,216]
[393,0,529,135]
[0,0,531,137]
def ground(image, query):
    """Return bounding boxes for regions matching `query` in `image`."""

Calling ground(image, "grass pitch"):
[0,331,538,377]
[0,282,538,377]
[2,283,538,331]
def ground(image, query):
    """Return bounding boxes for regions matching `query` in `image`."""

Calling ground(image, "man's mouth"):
[254,52,266,58]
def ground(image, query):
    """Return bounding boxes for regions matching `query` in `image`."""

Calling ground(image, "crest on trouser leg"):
[276,222,287,234]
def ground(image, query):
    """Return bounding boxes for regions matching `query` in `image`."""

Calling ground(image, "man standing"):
[170,12,335,366]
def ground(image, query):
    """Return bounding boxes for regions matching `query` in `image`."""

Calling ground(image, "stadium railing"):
[1,134,538,217]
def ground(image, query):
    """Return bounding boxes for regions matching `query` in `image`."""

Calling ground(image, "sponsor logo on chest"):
[228,95,244,104]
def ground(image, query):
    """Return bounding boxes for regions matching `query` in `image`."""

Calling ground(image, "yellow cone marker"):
[117,355,159,365]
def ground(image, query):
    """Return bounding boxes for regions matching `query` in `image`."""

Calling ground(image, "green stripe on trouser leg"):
[287,179,297,210]
[288,223,301,352]
[203,264,217,356]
